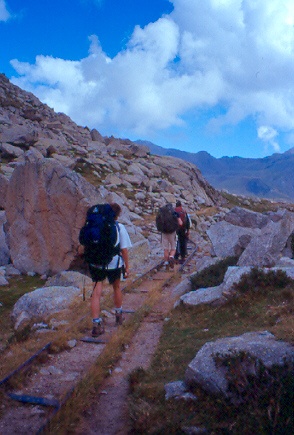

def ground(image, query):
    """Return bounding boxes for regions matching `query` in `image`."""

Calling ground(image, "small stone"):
[67,339,77,348]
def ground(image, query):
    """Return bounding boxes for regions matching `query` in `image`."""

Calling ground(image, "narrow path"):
[75,320,164,435]
[74,267,187,434]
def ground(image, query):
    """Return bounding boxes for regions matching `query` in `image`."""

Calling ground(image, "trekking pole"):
[82,276,86,301]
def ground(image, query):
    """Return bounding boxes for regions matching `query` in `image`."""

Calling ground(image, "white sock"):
[93,317,102,324]
[115,307,122,314]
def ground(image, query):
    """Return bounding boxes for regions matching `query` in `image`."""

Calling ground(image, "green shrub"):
[233,267,293,295]
[190,256,238,290]
[213,350,294,434]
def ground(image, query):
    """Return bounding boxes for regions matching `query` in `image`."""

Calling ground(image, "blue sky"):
[1,0,294,159]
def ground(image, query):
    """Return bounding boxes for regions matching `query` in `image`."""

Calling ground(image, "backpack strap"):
[115,222,121,269]
[104,222,121,270]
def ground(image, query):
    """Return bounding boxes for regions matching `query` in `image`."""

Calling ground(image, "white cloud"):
[10,0,294,149]
[258,126,278,142]
[0,0,10,21]
[258,125,280,153]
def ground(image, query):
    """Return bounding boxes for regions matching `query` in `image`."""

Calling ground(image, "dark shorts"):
[89,265,121,284]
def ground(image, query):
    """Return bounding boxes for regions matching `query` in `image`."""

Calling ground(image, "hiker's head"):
[110,203,122,219]
[176,200,182,207]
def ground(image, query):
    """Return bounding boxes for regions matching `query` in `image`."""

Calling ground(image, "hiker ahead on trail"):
[79,203,132,337]
[174,200,191,264]
[156,203,182,270]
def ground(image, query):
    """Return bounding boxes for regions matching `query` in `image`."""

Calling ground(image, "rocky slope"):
[0,73,224,275]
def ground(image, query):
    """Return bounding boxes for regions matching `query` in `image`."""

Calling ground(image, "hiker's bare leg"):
[164,248,170,262]
[113,278,122,309]
[169,232,177,258]
[91,281,103,319]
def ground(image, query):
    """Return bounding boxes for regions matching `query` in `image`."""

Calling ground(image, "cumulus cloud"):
[0,0,10,21]
[258,126,280,153]
[10,0,294,151]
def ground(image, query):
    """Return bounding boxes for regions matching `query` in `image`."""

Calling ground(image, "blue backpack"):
[79,203,120,267]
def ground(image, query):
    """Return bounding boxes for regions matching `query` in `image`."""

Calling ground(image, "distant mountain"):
[136,140,294,202]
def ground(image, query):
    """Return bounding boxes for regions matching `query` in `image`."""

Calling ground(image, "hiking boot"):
[115,311,123,325]
[92,321,105,337]
[169,256,175,269]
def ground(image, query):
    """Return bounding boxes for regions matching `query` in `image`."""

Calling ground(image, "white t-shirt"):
[107,222,132,269]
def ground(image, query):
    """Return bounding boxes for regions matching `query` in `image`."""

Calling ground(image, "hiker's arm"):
[121,248,130,276]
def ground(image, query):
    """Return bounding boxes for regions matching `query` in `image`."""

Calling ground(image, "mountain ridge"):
[136,140,294,202]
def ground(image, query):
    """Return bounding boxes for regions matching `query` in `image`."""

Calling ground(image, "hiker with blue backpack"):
[79,203,132,337]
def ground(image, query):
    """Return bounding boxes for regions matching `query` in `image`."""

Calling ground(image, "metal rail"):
[121,260,165,292]
[179,241,198,272]
[0,342,51,387]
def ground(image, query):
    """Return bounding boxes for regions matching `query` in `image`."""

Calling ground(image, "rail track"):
[0,241,198,434]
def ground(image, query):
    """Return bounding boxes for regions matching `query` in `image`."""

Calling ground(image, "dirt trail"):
[75,316,164,435]
[75,267,187,434]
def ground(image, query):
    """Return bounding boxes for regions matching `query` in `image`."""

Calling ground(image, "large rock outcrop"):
[207,220,258,258]
[185,331,294,402]
[11,285,83,330]
[238,209,294,267]
[207,207,294,267]
[5,151,103,274]
[4,150,151,275]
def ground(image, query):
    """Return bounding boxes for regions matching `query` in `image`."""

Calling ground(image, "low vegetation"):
[0,275,44,349]
[213,351,293,434]
[233,267,293,295]
[128,265,294,434]
[190,255,238,289]
[220,191,283,213]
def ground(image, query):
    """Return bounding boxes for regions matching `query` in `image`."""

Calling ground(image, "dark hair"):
[176,200,182,207]
[110,203,122,218]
